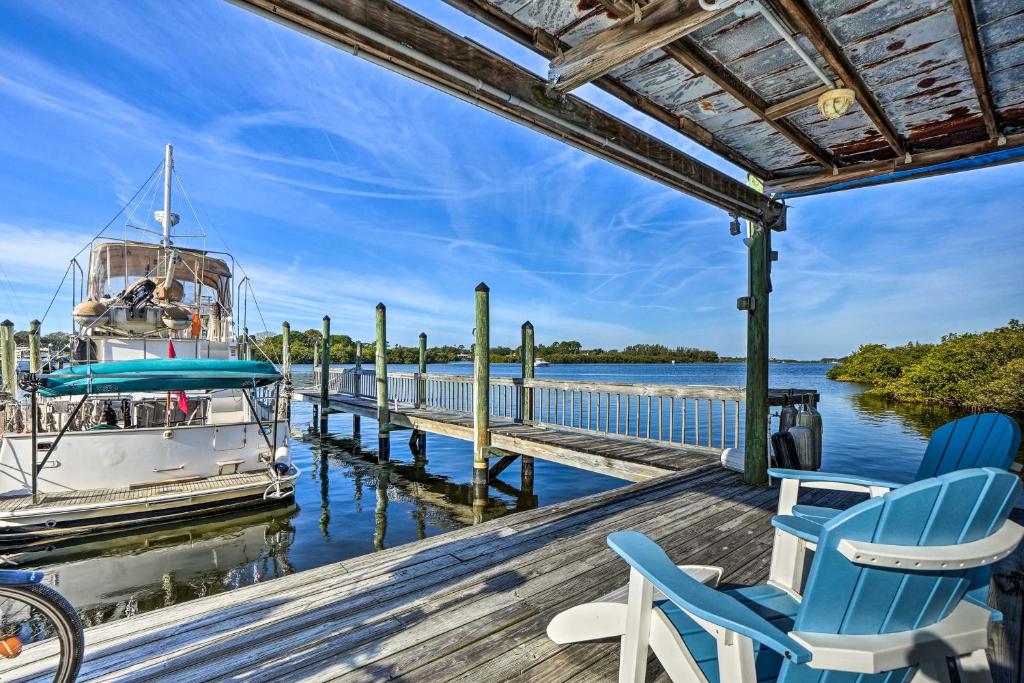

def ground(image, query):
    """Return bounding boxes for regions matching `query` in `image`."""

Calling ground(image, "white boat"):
[0,145,298,542]
[533,358,551,367]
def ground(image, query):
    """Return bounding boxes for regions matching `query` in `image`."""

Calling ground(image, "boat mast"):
[161,143,173,248]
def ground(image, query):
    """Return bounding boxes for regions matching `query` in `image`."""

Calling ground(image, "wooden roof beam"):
[549,0,727,93]
[769,0,907,158]
[950,0,1000,141]
[764,85,829,120]
[663,40,834,169]
[230,0,773,219]
[441,0,774,178]
[769,132,1024,195]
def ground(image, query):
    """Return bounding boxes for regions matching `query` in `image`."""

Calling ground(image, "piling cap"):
[475,282,489,293]
[419,332,427,339]
[522,320,533,329]
[282,321,290,329]
[1,320,12,327]
[322,314,330,322]
[376,302,386,310]
[30,319,41,327]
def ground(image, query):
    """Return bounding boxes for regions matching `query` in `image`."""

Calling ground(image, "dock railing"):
[316,367,817,454]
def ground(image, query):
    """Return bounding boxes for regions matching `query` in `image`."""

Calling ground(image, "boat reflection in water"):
[5,504,297,628]
[2,423,542,629]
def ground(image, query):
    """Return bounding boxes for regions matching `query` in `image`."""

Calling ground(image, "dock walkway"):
[295,392,714,481]
[5,463,1020,681]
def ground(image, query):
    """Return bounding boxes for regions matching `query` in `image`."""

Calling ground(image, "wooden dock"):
[4,460,1020,682]
[295,391,715,482]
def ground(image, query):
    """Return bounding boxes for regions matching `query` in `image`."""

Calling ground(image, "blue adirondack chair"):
[767,413,1021,595]
[603,468,1022,683]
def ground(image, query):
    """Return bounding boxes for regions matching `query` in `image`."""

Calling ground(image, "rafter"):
[950,0,1000,140]
[230,0,772,218]
[770,132,1024,195]
[764,85,829,121]
[548,0,727,93]
[442,0,772,178]
[769,0,906,158]
[663,40,834,168]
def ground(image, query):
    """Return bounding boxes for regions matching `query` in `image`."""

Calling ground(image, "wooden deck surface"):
[296,392,720,481]
[3,465,1019,682]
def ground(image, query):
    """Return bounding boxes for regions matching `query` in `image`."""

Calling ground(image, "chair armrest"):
[772,515,823,543]
[607,531,812,664]
[838,520,1024,570]
[767,468,902,492]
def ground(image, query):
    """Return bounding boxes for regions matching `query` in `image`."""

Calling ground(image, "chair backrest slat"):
[916,413,1020,479]
[780,468,1021,683]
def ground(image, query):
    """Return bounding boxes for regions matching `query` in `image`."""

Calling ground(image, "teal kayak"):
[38,359,282,397]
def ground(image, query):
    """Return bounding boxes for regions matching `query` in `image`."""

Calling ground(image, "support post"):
[320,315,330,433]
[0,320,15,397]
[743,223,771,485]
[417,332,427,408]
[28,320,41,374]
[520,321,535,488]
[30,389,38,504]
[281,321,292,423]
[352,341,362,438]
[473,283,490,518]
[242,326,250,360]
[375,303,390,460]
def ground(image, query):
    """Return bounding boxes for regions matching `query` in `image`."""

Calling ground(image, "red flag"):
[168,339,176,358]
[176,391,189,414]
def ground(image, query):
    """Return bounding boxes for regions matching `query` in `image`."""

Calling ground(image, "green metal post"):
[28,320,41,374]
[320,315,330,433]
[473,283,490,518]
[743,224,771,485]
[376,303,390,460]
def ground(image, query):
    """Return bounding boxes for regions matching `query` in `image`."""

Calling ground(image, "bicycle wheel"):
[0,583,84,683]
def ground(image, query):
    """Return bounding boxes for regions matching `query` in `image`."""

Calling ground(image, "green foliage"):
[825,342,933,383]
[245,332,718,365]
[827,320,1024,413]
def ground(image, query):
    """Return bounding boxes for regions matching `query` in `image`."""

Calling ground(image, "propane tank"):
[794,395,823,470]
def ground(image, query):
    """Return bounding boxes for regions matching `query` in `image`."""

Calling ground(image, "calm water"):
[11,363,1021,629]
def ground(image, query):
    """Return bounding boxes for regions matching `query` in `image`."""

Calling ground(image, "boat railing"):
[320,367,818,452]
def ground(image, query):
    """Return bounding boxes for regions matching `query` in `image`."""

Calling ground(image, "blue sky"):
[0,0,1020,359]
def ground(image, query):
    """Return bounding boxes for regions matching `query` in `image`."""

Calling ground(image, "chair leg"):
[955,650,992,683]
[768,528,807,596]
[912,657,952,683]
[715,630,757,683]
[619,568,654,683]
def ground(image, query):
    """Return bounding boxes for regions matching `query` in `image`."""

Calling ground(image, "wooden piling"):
[320,315,330,433]
[281,321,292,423]
[0,320,15,397]
[375,303,390,459]
[352,341,362,438]
[417,332,427,408]
[743,223,771,485]
[28,320,41,374]
[473,283,490,514]
[520,321,535,489]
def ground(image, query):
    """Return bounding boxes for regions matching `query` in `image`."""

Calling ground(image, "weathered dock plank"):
[1,469,1019,681]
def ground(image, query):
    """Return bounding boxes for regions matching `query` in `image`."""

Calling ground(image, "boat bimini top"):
[37,359,282,397]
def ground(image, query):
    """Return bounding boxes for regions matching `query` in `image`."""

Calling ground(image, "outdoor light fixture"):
[729,215,742,236]
[818,88,856,120]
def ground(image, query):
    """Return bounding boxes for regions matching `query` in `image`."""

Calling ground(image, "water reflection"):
[8,505,297,628]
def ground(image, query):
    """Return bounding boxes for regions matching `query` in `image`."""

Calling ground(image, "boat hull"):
[0,469,299,543]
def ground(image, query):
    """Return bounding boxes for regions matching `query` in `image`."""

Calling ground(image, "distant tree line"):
[247,331,720,365]
[826,320,1024,414]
